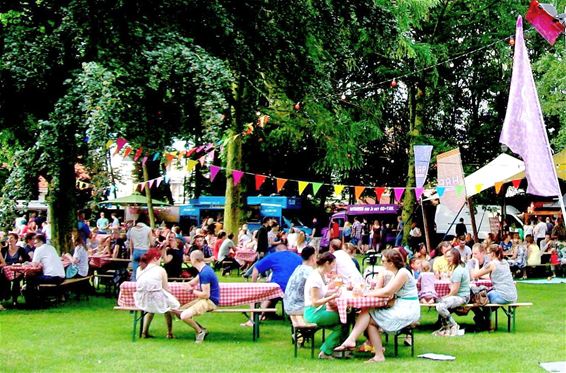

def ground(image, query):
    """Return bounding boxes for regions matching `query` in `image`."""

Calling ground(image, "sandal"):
[166,333,175,339]
[334,343,356,352]
[141,333,155,339]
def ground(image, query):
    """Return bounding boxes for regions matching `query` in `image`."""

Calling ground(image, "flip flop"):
[365,357,385,363]
[334,344,356,352]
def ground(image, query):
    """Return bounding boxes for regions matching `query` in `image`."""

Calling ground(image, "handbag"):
[470,285,489,306]
[65,264,79,279]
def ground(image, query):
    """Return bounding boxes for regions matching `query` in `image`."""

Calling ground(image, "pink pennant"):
[140,182,146,191]
[142,156,148,166]
[199,156,205,166]
[210,165,221,182]
[207,150,215,162]
[114,137,127,155]
[414,187,424,201]
[232,170,244,186]
[393,187,405,202]
[155,177,163,188]
[148,179,155,189]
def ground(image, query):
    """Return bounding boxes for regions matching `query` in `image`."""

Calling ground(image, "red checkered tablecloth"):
[89,254,113,269]
[336,291,391,324]
[117,281,284,308]
[419,280,492,298]
[234,249,257,263]
[3,263,43,281]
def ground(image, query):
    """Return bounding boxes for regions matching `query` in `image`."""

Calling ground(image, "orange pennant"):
[494,181,504,194]
[354,186,365,201]
[276,178,287,192]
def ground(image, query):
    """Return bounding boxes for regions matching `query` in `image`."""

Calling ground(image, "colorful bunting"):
[123,147,132,158]
[142,156,148,166]
[334,185,345,196]
[298,181,309,195]
[512,179,521,188]
[255,175,267,190]
[198,156,205,166]
[437,186,446,197]
[312,182,323,196]
[152,152,161,161]
[276,178,287,192]
[455,185,465,197]
[187,159,198,172]
[210,165,221,182]
[105,139,114,149]
[148,179,155,189]
[474,183,483,194]
[114,138,127,155]
[393,187,405,202]
[134,147,143,161]
[414,187,424,201]
[232,170,245,186]
[354,186,365,201]
[494,181,504,194]
[375,187,385,202]
[156,177,163,188]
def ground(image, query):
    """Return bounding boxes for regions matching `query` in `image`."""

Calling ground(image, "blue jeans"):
[131,249,147,281]
[487,290,511,304]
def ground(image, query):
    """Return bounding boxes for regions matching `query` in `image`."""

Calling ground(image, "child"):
[417,261,437,305]
[548,245,560,280]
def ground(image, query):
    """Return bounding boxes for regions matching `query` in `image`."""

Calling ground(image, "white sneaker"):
[195,330,207,343]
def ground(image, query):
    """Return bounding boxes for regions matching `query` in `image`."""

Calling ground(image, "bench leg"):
[294,327,298,358]
[253,311,260,341]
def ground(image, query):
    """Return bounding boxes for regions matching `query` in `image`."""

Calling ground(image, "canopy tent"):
[465,153,525,197]
[98,193,169,206]
[502,148,566,184]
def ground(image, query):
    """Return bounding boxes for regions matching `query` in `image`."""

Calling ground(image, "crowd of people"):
[1,208,564,362]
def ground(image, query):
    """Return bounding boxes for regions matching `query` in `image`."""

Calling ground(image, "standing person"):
[295,231,308,254]
[361,219,370,253]
[256,217,271,258]
[551,217,566,240]
[434,248,470,336]
[96,212,110,234]
[134,249,180,339]
[267,223,282,254]
[162,233,184,279]
[370,220,381,252]
[177,250,219,343]
[129,215,153,281]
[394,216,404,247]
[408,222,422,252]
[351,217,363,249]
[110,213,120,230]
[310,217,323,251]
[303,252,343,359]
[533,216,548,248]
[77,212,91,244]
[455,218,467,238]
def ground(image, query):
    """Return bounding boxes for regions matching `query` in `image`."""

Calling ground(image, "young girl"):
[417,261,437,305]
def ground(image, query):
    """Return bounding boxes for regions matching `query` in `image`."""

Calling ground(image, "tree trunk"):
[402,82,426,244]
[223,128,243,235]
[47,159,77,254]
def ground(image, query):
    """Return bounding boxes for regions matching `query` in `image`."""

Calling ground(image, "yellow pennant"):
[187,159,198,172]
[334,185,345,196]
[298,181,309,195]
[474,183,483,194]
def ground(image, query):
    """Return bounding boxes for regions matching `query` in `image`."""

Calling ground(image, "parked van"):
[435,203,523,240]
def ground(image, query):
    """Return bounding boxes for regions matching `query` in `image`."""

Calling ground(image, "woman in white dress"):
[134,249,180,338]
[334,249,420,363]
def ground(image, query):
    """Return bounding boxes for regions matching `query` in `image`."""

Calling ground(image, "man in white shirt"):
[24,234,65,304]
[129,215,154,281]
[533,216,547,247]
[328,239,363,284]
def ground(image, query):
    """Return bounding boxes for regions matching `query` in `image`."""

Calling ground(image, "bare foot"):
[240,320,254,327]
[365,356,385,363]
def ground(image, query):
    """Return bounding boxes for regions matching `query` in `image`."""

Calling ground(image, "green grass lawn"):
[1,281,564,373]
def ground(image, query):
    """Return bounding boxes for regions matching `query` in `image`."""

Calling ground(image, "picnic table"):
[421,279,492,298]
[2,263,43,281]
[234,248,257,264]
[335,290,391,323]
[117,281,283,308]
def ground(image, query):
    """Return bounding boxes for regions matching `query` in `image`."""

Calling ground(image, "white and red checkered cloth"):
[234,249,257,263]
[425,280,492,298]
[117,281,284,308]
[2,263,43,281]
[336,291,391,324]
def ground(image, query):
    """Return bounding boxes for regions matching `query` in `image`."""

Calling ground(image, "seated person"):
[63,234,89,278]
[525,234,541,266]
[283,246,316,316]
[466,243,490,279]
[432,241,452,278]
[188,235,214,265]
[1,233,31,305]
[175,250,219,343]
[418,261,437,305]
[24,234,65,304]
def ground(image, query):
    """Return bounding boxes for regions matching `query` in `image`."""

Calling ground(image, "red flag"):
[374,187,385,202]
[512,179,521,189]
[255,175,267,190]
[133,147,143,161]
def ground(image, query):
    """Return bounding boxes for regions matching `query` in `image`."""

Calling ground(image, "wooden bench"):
[421,302,533,332]
[289,314,324,358]
[39,276,93,304]
[114,306,277,342]
[383,324,416,357]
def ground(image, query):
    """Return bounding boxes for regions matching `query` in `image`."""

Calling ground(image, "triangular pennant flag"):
[375,187,385,202]
[255,175,267,190]
[134,147,143,161]
[414,187,424,201]
[165,153,175,162]
[140,182,146,191]
[105,139,114,149]
[474,183,483,195]
[494,181,504,194]
[512,179,521,188]
[455,185,465,197]
[148,179,155,189]
[186,148,196,157]
[152,152,160,161]
[142,156,148,166]
[114,137,127,155]
[187,159,198,172]
[312,182,323,196]
[393,187,405,202]
[123,147,132,158]
[276,178,288,192]
[156,177,163,188]
[209,165,221,182]
[178,150,185,159]
[354,186,365,201]
[298,181,309,195]
[334,185,345,196]
[437,186,446,197]
[207,150,215,162]
[199,156,205,166]
[164,175,170,184]
[232,170,245,186]
[195,145,204,152]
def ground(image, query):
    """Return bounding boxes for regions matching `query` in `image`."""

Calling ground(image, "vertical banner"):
[414,145,433,188]
[437,148,466,213]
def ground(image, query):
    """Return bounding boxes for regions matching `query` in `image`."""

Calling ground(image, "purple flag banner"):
[209,165,221,182]
[232,170,244,186]
[414,145,433,188]
[437,148,466,213]
[499,16,560,197]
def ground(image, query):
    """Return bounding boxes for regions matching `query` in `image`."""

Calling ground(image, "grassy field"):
[0,281,564,373]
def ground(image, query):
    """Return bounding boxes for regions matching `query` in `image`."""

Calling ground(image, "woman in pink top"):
[417,261,437,304]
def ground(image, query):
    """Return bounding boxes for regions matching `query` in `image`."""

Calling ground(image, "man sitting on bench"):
[24,234,65,305]
[175,250,219,343]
